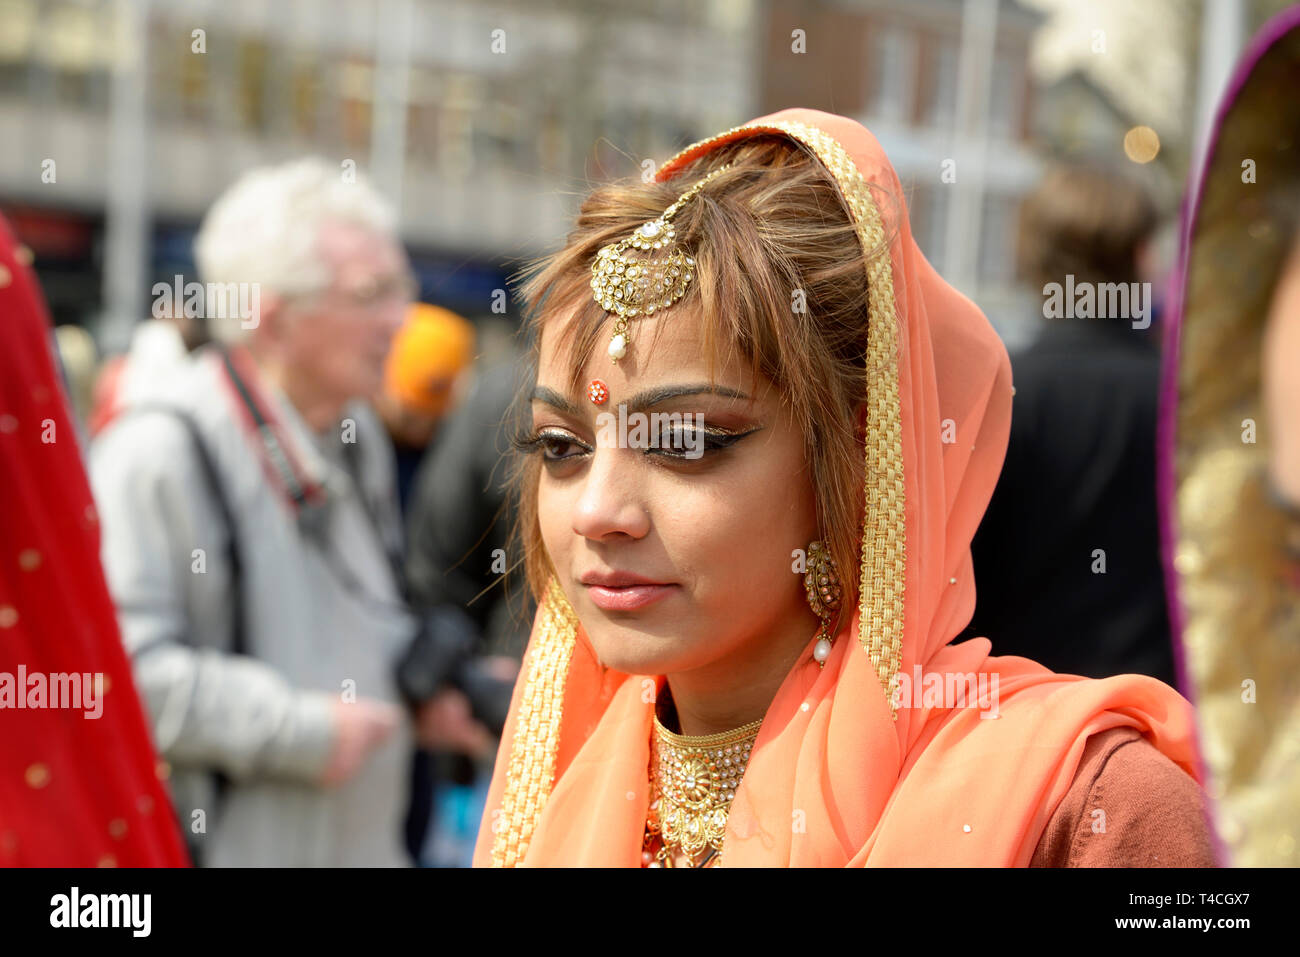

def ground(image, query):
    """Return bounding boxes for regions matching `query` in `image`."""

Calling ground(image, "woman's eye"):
[511,428,590,462]
[540,434,585,460]
[649,427,755,459]
[659,428,702,455]
[512,423,759,463]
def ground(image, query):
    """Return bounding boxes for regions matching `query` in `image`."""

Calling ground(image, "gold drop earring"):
[804,540,842,668]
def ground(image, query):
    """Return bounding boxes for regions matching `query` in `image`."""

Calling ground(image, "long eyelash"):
[511,427,592,458]
[509,427,543,454]
[510,425,761,459]
[648,426,762,458]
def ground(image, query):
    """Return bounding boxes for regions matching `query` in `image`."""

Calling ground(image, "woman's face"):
[528,305,821,677]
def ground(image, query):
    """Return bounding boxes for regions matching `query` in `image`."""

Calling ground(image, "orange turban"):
[383,303,476,419]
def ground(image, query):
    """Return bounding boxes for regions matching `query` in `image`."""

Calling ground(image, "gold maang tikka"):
[590,163,731,364]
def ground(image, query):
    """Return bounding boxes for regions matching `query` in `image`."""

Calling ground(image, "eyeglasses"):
[287,269,419,311]
[335,269,419,308]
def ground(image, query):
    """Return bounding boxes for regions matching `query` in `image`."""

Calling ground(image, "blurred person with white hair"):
[89,157,456,866]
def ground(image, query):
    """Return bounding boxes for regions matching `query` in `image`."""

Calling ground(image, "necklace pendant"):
[645,712,762,868]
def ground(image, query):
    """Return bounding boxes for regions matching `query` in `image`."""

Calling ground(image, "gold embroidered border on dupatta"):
[490,119,907,867]
[490,578,577,867]
[1173,27,1300,866]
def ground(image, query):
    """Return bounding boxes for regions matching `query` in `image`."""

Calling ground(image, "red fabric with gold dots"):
[0,213,190,867]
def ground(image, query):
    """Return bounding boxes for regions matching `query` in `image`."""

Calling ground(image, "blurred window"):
[43,0,107,113]
[0,0,37,98]
[473,97,527,172]
[988,48,1023,140]
[911,183,950,274]
[179,28,211,124]
[237,36,270,134]
[978,192,1017,285]
[406,67,442,168]
[867,22,915,123]
[925,34,958,131]
[289,52,320,138]
[338,57,374,151]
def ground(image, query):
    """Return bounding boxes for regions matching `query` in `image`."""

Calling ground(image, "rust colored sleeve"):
[1030,727,1220,867]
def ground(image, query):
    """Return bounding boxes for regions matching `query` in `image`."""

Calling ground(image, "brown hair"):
[1017,161,1157,292]
[509,135,890,634]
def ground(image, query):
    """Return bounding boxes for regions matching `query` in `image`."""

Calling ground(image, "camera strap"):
[216,346,328,525]
[215,345,407,615]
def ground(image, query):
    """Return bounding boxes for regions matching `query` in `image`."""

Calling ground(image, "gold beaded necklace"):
[643,710,763,868]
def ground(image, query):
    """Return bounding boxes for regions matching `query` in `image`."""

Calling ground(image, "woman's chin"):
[583,624,698,677]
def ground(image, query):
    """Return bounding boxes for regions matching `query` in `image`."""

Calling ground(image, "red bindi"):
[588,379,609,405]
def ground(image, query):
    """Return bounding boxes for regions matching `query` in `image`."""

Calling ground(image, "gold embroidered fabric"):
[657,120,907,713]
[489,578,577,868]
[1173,25,1300,866]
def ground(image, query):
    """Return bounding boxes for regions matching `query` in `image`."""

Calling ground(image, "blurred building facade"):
[0,0,760,348]
[761,0,1044,347]
[3,0,1277,353]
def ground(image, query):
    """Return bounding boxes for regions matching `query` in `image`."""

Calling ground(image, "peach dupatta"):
[474,108,1205,867]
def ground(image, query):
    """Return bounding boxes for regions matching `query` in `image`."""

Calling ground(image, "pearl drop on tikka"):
[813,637,833,664]
[608,333,627,360]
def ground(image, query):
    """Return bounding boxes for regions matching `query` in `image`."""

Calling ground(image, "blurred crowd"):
[4,42,1298,859]
[7,150,1178,867]
[16,159,536,866]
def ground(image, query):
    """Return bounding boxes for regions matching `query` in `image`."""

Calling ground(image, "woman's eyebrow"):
[531,385,581,416]
[623,384,751,413]
[530,383,751,416]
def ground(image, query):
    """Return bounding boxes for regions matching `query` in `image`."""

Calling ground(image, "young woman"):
[475,108,1216,867]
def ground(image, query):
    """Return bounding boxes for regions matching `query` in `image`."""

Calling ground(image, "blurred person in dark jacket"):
[406,356,534,657]
[403,356,531,864]
[960,161,1177,687]
[375,302,476,513]
[374,300,496,863]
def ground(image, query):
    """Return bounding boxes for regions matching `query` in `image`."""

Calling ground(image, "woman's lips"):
[583,582,678,611]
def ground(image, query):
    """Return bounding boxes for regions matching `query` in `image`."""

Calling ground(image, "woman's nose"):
[571,447,651,542]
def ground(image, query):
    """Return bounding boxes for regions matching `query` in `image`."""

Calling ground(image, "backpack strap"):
[125,404,245,656]
[117,403,244,867]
